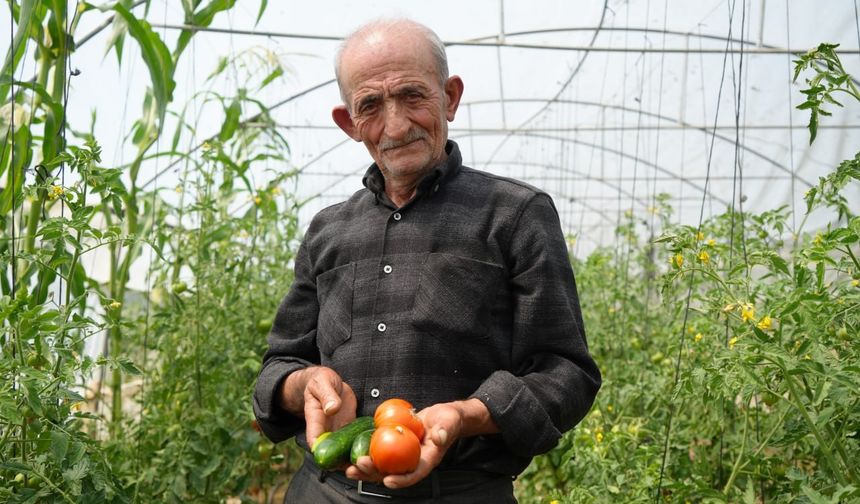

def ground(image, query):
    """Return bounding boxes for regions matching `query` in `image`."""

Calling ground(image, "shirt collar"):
[362,140,462,203]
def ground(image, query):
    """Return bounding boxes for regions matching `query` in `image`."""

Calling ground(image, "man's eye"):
[358,102,378,114]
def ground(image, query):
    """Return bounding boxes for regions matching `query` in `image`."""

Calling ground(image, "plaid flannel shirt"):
[253,141,601,477]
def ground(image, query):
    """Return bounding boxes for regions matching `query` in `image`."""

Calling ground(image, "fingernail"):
[323,400,336,414]
[436,428,448,446]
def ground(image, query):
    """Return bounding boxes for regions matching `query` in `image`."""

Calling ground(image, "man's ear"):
[444,76,464,121]
[332,105,360,141]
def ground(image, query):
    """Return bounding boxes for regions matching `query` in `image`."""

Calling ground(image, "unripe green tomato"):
[257,443,273,459]
[26,352,41,368]
[836,327,849,340]
[171,281,188,294]
[27,475,41,488]
[257,318,273,334]
[650,352,664,364]
[14,473,25,484]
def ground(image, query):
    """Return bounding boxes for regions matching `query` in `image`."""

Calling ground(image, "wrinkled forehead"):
[340,30,438,91]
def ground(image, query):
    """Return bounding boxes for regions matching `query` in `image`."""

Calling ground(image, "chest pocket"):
[411,253,504,339]
[316,262,355,356]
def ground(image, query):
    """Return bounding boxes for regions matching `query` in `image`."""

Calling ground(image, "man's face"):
[335,32,461,181]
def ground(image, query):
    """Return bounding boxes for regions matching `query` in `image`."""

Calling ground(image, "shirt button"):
[383,264,392,274]
[392,212,402,221]
[377,322,387,332]
[370,388,380,398]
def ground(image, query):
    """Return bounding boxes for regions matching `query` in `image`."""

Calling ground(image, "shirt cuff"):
[253,358,312,443]
[469,370,561,457]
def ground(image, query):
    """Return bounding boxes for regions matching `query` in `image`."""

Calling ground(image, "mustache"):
[380,128,428,151]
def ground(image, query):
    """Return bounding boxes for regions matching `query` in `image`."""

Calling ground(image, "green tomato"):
[257,443,273,459]
[14,473,25,485]
[171,281,188,294]
[257,318,273,334]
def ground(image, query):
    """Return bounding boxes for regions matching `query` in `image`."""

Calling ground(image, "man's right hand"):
[279,366,357,447]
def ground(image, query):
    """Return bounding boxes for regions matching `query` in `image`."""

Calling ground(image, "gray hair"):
[334,18,449,107]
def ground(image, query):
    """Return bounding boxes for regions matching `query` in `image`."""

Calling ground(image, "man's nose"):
[382,100,410,139]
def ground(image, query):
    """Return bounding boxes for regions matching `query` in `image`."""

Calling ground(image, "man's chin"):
[380,152,432,178]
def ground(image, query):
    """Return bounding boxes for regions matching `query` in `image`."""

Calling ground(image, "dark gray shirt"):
[253,141,601,477]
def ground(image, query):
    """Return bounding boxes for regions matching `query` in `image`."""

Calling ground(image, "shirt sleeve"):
[252,238,319,443]
[469,193,601,457]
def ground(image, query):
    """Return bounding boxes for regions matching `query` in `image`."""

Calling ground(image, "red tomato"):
[374,398,414,418]
[369,424,421,474]
[374,399,425,440]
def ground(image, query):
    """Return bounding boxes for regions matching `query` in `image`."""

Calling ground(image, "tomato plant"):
[369,425,422,475]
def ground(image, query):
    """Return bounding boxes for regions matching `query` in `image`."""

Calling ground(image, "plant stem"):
[843,245,860,272]
[783,372,849,486]
[722,403,749,494]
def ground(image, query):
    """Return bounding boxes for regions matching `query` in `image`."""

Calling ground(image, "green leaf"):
[51,430,70,463]
[0,0,38,102]
[0,124,31,216]
[259,65,284,90]
[218,99,241,141]
[255,0,268,25]
[174,0,237,60]
[117,357,143,376]
[113,3,176,122]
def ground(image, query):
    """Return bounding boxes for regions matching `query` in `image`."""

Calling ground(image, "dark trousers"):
[284,458,518,504]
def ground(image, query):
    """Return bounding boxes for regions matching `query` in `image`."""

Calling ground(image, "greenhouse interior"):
[2,0,860,502]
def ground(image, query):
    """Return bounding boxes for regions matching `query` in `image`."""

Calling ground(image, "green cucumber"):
[312,416,374,470]
[350,428,375,464]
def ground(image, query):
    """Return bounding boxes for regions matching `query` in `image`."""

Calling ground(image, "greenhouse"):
[2,0,859,502]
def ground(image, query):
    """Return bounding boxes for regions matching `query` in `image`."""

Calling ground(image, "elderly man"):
[253,18,601,503]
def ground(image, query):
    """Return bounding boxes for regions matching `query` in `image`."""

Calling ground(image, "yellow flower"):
[756,316,773,331]
[254,196,262,205]
[47,185,65,201]
[550,501,560,504]
[723,303,736,313]
[741,304,755,323]
[707,238,716,246]
[175,185,184,193]
[595,432,604,443]
[687,326,696,334]
[694,332,703,342]
[697,250,710,264]
[803,354,812,361]
[271,186,282,195]
[108,301,122,310]
[728,336,739,349]
[813,233,823,246]
[202,141,212,151]
[671,254,684,268]
[852,279,859,287]
[696,231,705,241]
[606,404,614,413]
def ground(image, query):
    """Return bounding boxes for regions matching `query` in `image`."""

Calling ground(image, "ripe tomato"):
[374,399,424,440]
[369,424,421,474]
[374,398,413,418]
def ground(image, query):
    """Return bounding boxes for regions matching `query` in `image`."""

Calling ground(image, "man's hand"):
[345,398,499,488]
[279,366,357,447]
